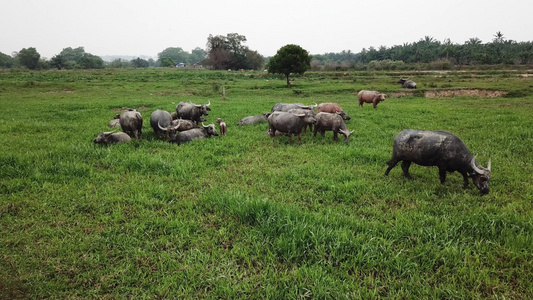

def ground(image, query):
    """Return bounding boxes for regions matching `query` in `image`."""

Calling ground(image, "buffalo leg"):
[401,161,413,179]
[333,131,338,141]
[438,167,447,184]
[384,159,398,176]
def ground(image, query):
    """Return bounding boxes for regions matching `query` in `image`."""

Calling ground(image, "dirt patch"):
[425,89,506,98]
[390,89,506,98]
[111,106,150,112]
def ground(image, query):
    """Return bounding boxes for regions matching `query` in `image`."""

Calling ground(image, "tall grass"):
[1,69,532,298]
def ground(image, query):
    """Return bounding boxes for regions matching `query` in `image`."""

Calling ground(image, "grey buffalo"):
[108,113,121,127]
[267,111,317,145]
[176,101,211,124]
[93,131,131,145]
[384,129,491,194]
[119,109,143,139]
[170,118,200,131]
[150,109,172,137]
[160,120,219,145]
[237,113,271,125]
[271,102,317,112]
[398,78,417,89]
[313,112,354,143]
[357,90,387,109]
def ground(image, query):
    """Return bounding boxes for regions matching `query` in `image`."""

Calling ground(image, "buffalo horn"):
[487,156,491,171]
[206,101,211,107]
[470,155,486,174]
[158,121,168,132]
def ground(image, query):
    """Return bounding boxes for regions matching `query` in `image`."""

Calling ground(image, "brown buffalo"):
[357,90,387,109]
[316,103,350,120]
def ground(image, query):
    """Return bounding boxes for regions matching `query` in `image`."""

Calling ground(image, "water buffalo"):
[316,103,350,120]
[358,90,387,109]
[119,109,143,139]
[216,118,227,136]
[93,131,131,145]
[313,112,354,143]
[108,113,121,128]
[237,113,271,125]
[384,129,491,195]
[267,111,317,145]
[170,121,219,145]
[176,101,211,124]
[398,78,417,89]
[271,102,317,112]
[170,118,199,131]
[150,109,172,137]
[288,108,316,132]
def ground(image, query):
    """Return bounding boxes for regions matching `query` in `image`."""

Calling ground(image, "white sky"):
[1,0,532,59]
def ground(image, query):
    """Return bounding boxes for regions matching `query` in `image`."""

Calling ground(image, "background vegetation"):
[2,32,533,72]
[1,68,532,299]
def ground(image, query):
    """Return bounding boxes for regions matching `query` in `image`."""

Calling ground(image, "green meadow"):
[1,68,532,299]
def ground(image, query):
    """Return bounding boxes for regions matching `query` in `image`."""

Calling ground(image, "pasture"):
[1,68,532,299]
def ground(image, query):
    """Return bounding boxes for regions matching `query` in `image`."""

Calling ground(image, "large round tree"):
[268,44,311,87]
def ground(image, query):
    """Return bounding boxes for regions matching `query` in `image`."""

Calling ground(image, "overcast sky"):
[2,0,532,59]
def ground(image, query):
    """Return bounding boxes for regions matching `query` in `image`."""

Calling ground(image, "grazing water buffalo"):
[316,103,351,120]
[398,78,417,89]
[216,118,227,136]
[176,101,211,124]
[313,112,354,143]
[150,109,172,137]
[384,129,491,195]
[93,131,131,145]
[358,90,387,109]
[271,102,317,112]
[237,113,271,125]
[119,109,143,139]
[267,111,317,145]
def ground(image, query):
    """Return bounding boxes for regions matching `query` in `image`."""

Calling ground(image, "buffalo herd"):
[94,77,491,194]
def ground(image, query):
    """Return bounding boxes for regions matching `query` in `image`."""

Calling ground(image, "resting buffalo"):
[398,78,417,89]
[313,112,354,143]
[358,90,387,109]
[108,113,121,128]
[271,102,317,112]
[317,103,350,120]
[93,131,131,145]
[176,101,211,124]
[237,113,271,125]
[384,129,491,195]
[268,111,317,145]
[119,109,143,139]
[170,118,199,131]
[150,109,172,137]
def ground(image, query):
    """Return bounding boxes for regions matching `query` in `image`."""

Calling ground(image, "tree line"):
[2,32,533,71]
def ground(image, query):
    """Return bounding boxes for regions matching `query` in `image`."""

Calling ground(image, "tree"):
[157,47,191,65]
[78,53,104,69]
[0,52,14,68]
[17,47,40,69]
[190,47,206,63]
[50,54,69,69]
[268,44,311,87]
[206,33,260,70]
[60,47,86,67]
[131,57,149,68]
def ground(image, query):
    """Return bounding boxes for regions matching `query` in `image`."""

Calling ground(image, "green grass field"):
[1,68,532,299]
